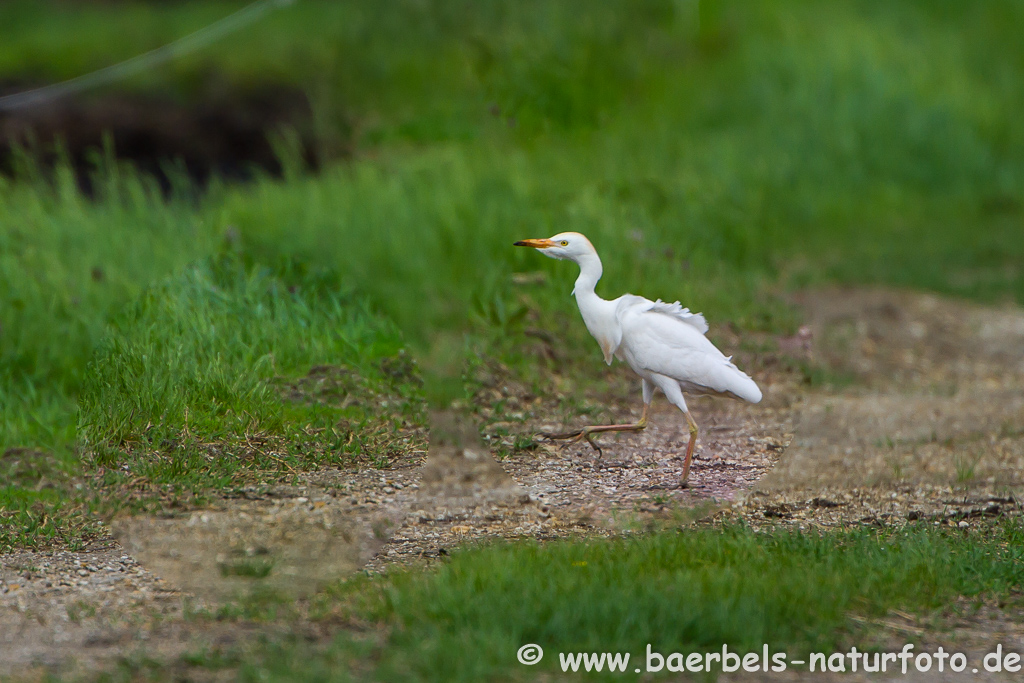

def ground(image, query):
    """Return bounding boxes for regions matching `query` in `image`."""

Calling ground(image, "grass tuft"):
[76,257,424,513]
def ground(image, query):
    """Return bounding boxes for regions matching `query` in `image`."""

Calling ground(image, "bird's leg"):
[540,403,650,456]
[680,410,699,487]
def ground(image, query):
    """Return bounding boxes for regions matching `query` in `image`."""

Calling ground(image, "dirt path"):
[3,287,1024,679]
[736,289,1024,529]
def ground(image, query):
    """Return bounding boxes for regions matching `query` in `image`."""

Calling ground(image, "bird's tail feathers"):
[726,372,762,404]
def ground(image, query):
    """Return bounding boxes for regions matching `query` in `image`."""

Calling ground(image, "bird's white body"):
[515,231,761,484]
[558,233,761,410]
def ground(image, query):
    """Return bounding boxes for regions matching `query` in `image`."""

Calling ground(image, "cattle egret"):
[514,232,762,486]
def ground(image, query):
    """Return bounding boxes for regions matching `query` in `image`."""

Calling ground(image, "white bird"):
[514,232,761,486]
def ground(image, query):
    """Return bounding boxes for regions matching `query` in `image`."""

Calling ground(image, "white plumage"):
[514,231,761,486]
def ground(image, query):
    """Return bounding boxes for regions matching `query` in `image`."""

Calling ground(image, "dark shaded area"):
[0,82,332,193]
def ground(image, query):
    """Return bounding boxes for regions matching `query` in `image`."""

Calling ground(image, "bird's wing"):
[614,295,709,334]
[646,299,709,334]
[618,303,761,403]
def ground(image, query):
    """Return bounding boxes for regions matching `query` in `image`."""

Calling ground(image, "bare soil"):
[737,289,1024,529]
[3,287,1024,680]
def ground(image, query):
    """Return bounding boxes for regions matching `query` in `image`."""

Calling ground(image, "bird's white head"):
[513,232,597,262]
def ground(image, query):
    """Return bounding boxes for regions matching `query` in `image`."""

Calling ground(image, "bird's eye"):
[560,240,569,246]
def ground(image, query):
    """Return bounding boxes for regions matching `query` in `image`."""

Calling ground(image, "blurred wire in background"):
[0,0,296,112]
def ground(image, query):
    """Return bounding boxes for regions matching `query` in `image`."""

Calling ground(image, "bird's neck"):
[571,252,619,362]
[571,253,604,301]
[572,253,615,335]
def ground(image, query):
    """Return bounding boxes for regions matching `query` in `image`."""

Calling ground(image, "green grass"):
[80,256,411,459]
[138,521,1024,682]
[2,0,1022,449]
[0,167,214,449]
[0,170,220,548]
[0,0,684,143]
[1,253,424,548]
[78,256,423,512]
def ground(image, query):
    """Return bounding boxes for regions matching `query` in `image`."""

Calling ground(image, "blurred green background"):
[1,0,1022,545]
[2,2,1024,680]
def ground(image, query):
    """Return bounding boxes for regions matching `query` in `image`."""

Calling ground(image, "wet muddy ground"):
[0,81,329,192]
[3,287,1024,679]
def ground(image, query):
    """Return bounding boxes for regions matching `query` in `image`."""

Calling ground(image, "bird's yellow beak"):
[514,238,556,249]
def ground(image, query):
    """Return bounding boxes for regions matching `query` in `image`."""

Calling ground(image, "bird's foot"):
[539,429,603,456]
[645,482,682,490]
[538,413,647,458]
[643,481,704,491]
